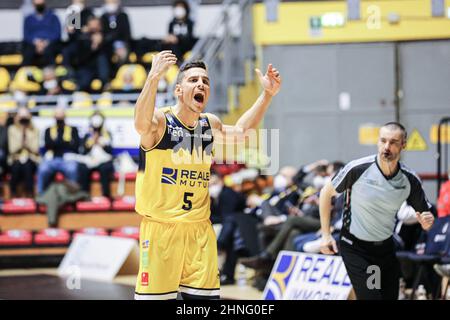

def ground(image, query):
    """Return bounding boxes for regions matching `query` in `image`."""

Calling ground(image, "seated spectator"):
[101,0,131,67]
[7,107,40,198]
[22,0,61,67]
[78,111,114,198]
[162,0,196,61]
[37,107,80,195]
[0,114,8,180]
[74,16,110,91]
[240,162,345,271]
[62,0,94,68]
[40,66,62,96]
[210,173,248,285]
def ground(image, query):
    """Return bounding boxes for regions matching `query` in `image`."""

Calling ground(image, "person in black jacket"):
[162,0,196,61]
[101,0,131,68]
[74,16,110,91]
[78,111,114,198]
[37,107,80,195]
[210,173,248,285]
[62,0,95,68]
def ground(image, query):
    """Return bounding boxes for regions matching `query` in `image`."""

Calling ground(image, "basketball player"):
[133,50,281,300]
[319,122,435,300]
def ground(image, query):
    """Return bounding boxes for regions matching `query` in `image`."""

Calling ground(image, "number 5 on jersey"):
[182,192,194,210]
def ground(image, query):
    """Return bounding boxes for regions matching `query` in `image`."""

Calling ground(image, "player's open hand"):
[255,64,281,97]
[149,50,177,79]
[416,211,434,231]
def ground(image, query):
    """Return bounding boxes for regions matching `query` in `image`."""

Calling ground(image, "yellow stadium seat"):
[97,91,113,107]
[10,66,43,92]
[55,65,68,78]
[165,64,179,85]
[183,51,192,61]
[0,54,23,66]
[55,54,63,65]
[0,67,11,92]
[111,64,147,90]
[128,52,137,63]
[0,93,17,110]
[142,51,159,64]
[72,91,93,108]
[62,79,77,92]
[90,79,103,91]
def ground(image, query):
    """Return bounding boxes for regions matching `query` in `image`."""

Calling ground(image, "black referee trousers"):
[339,229,400,300]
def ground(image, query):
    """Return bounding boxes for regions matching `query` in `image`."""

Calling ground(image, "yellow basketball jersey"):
[135,107,214,222]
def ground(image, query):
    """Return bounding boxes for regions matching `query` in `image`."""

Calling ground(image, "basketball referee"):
[319,122,434,300]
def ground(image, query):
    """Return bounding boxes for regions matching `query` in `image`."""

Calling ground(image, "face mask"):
[209,184,223,199]
[56,119,65,127]
[19,118,31,126]
[90,114,104,129]
[173,6,186,19]
[44,79,58,91]
[313,175,330,190]
[273,174,288,191]
[105,3,118,14]
[35,4,46,13]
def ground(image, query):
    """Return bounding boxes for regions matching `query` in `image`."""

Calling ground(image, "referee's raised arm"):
[319,180,339,254]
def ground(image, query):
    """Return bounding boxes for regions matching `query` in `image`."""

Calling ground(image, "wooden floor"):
[0,268,264,300]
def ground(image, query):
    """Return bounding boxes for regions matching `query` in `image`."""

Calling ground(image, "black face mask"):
[56,119,65,127]
[19,118,31,126]
[35,4,46,13]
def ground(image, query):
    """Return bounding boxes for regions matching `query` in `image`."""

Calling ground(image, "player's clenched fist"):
[148,50,177,80]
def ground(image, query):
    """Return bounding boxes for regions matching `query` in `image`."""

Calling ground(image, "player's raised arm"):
[234,64,281,131]
[205,64,281,144]
[134,51,177,136]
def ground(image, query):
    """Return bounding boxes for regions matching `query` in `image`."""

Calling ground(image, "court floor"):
[0,268,263,300]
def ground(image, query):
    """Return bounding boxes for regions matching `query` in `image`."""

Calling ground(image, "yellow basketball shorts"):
[134,217,220,300]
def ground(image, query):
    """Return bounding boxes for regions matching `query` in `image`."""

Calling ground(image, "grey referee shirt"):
[332,155,431,242]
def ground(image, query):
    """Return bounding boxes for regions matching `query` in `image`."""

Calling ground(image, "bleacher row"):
[0,227,139,248]
[0,51,189,99]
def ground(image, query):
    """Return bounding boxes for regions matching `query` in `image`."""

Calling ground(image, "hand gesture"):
[255,64,281,97]
[149,50,177,80]
[320,234,338,255]
[416,212,434,231]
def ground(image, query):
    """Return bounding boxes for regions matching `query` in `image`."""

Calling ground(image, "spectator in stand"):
[37,107,80,195]
[62,0,94,68]
[0,113,8,180]
[210,173,248,285]
[78,111,115,198]
[162,0,196,61]
[7,107,40,198]
[101,0,132,67]
[74,16,110,91]
[41,66,62,96]
[22,0,61,67]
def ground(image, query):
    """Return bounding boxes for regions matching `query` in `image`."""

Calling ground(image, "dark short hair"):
[381,122,407,141]
[176,61,207,84]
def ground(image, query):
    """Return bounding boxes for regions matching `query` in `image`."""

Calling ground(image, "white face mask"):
[68,3,84,14]
[173,6,186,19]
[105,3,118,14]
[90,114,104,128]
[313,175,330,190]
[209,184,222,199]
[44,79,58,90]
[273,174,288,191]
